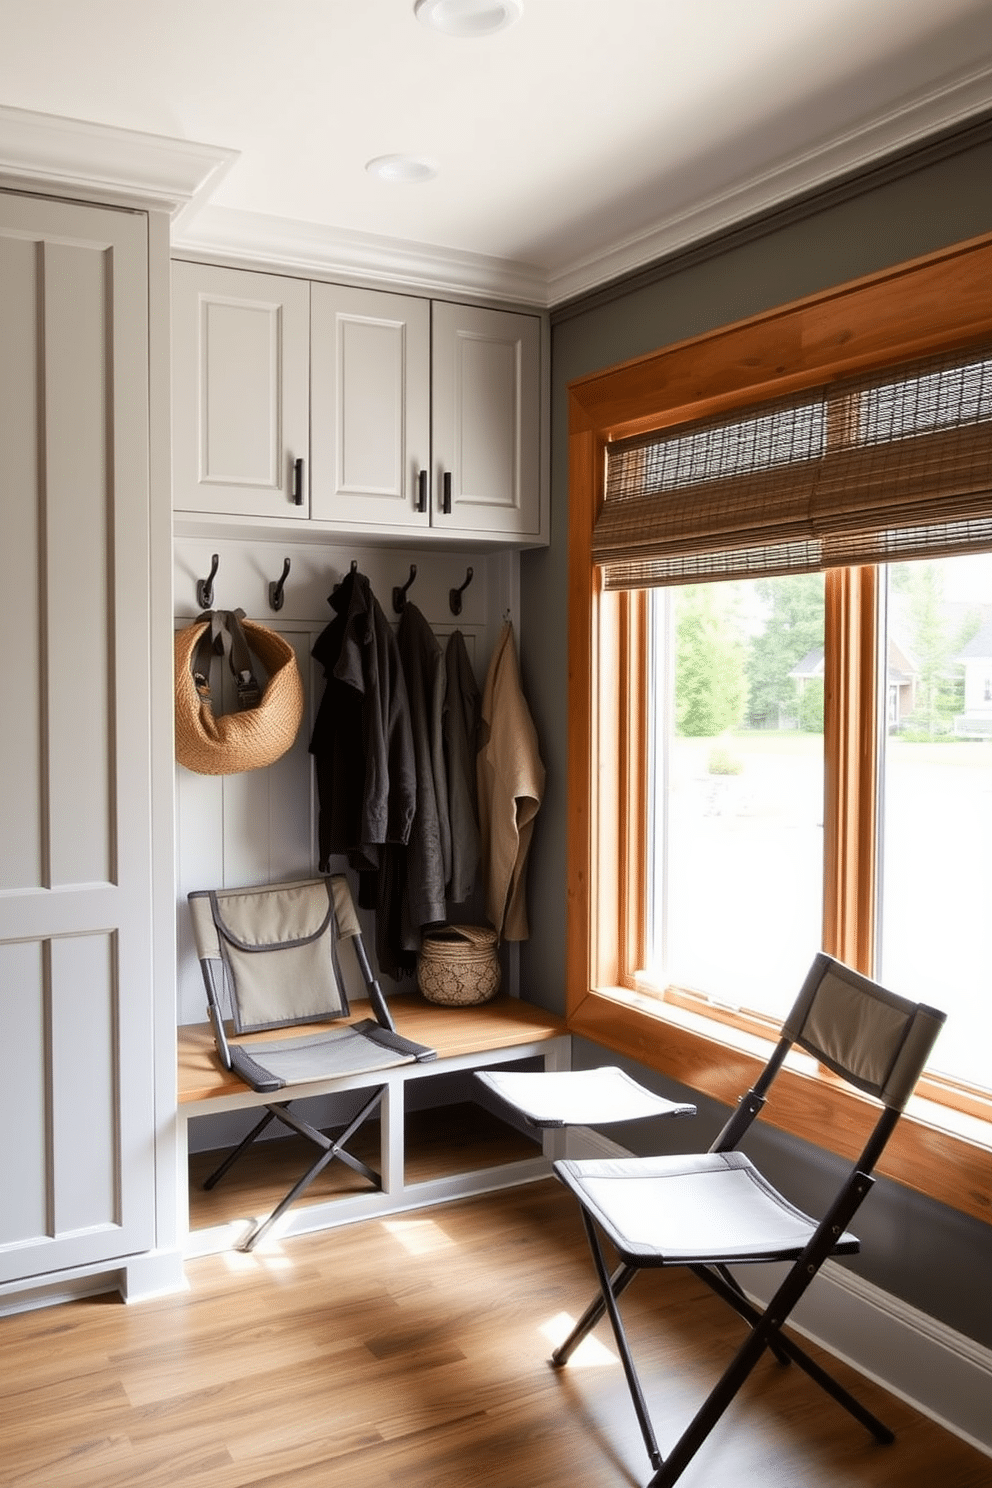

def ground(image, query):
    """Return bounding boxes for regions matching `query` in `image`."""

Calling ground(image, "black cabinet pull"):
[443,470,452,515]
[417,469,427,512]
[292,457,305,506]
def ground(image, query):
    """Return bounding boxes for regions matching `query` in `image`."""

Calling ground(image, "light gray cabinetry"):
[310,282,431,530]
[0,192,160,1291]
[172,262,547,543]
[172,261,311,521]
[430,300,541,538]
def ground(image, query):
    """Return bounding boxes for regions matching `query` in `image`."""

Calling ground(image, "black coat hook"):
[392,563,417,614]
[268,557,291,612]
[331,560,359,598]
[449,566,474,616]
[196,553,219,609]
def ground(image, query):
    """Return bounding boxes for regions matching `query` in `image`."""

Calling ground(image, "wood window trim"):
[566,231,992,1227]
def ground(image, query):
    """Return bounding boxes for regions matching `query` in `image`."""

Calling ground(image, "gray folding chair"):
[550,952,946,1488]
[188,875,436,1249]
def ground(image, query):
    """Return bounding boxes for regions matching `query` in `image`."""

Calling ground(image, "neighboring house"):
[955,615,992,736]
[788,639,918,727]
[886,635,920,727]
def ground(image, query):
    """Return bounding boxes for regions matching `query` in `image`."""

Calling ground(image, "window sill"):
[568,984,992,1227]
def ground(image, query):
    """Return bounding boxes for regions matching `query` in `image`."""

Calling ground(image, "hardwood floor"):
[1,1115,989,1488]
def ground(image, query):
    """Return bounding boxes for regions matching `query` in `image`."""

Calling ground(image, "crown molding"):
[0,105,235,217]
[172,205,548,307]
[546,58,992,307]
[4,52,991,308]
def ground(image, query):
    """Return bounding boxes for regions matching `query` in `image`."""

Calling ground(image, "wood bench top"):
[178,994,569,1105]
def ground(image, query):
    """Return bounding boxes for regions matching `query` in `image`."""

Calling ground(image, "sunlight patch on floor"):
[221,1238,294,1273]
[383,1217,457,1255]
[541,1311,618,1366]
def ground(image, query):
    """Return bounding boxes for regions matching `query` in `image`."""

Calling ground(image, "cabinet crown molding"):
[0,104,235,216]
[173,204,549,308]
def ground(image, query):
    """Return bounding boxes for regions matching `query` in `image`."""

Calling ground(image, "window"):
[566,232,992,1224]
[879,553,992,1099]
[639,559,992,1105]
[643,575,826,1031]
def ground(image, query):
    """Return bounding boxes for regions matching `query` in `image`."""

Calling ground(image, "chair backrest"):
[713,952,945,1161]
[188,876,365,1036]
[782,953,946,1112]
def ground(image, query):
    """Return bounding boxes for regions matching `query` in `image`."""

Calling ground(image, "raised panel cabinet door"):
[310,283,431,530]
[0,191,156,1283]
[172,262,311,519]
[431,302,541,537]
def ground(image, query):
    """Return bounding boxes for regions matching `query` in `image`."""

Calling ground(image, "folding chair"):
[551,952,946,1488]
[188,875,436,1250]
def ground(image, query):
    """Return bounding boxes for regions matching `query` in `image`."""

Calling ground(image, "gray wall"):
[518,119,992,1347]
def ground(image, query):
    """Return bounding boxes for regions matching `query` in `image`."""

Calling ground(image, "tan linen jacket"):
[477,621,545,941]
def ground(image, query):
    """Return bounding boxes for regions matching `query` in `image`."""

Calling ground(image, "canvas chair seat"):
[476,1065,695,1130]
[188,875,435,1249]
[555,1150,859,1266]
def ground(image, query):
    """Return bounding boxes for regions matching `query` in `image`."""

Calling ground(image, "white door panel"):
[0,192,156,1284]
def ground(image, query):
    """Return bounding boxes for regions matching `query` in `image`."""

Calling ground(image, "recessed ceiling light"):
[414,0,523,38]
[365,154,439,185]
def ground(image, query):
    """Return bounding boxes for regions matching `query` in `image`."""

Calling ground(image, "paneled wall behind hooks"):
[173,531,521,1028]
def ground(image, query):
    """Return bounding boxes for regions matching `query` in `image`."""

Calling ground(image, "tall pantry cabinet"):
[0,188,179,1305]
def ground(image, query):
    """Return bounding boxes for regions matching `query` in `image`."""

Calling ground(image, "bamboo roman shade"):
[594,342,992,589]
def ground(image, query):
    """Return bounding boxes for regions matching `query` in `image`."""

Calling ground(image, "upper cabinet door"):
[310,283,431,530]
[431,302,542,538]
[172,262,310,520]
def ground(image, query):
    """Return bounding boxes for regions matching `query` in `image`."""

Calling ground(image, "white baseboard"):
[0,1248,188,1318]
[741,1259,992,1458]
[562,1126,992,1458]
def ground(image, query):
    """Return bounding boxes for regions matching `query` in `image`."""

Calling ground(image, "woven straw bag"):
[417,925,501,1006]
[175,610,304,776]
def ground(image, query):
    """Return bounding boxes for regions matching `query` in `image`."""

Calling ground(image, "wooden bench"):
[177,994,571,1256]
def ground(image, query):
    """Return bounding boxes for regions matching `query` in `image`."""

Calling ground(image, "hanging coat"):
[309,568,417,976]
[444,628,481,904]
[477,620,545,941]
[397,601,451,948]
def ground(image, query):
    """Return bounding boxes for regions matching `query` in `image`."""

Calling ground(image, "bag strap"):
[191,609,263,712]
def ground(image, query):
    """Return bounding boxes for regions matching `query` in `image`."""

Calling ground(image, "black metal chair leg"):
[551,1261,638,1366]
[705,1263,791,1367]
[318,1087,386,1185]
[202,1108,278,1190]
[647,1320,773,1488]
[241,1087,387,1251]
[647,1283,894,1487]
[242,1142,342,1250]
[773,1331,894,1442]
[697,1260,893,1442]
[580,1211,663,1473]
[272,1087,384,1187]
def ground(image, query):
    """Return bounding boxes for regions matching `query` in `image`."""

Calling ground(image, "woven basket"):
[175,614,304,776]
[417,925,501,1007]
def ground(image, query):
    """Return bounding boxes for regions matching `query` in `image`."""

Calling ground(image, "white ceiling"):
[1,0,991,305]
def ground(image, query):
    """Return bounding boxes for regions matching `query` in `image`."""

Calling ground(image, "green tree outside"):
[746,573,825,731]
[674,585,747,737]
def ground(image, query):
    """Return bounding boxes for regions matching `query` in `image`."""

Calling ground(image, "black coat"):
[310,569,417,976]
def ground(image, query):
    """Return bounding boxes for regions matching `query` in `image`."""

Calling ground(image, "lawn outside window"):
[566,231,992,1225]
